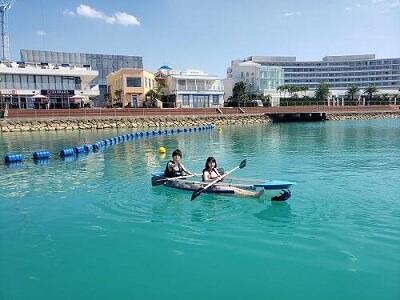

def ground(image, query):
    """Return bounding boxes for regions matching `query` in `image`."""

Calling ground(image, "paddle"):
[191,159,247,201]
[156,173,200,183]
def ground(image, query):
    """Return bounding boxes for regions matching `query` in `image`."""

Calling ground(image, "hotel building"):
[253,54,398,92]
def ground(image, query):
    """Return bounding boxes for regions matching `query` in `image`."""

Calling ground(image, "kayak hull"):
[151,172,295,191]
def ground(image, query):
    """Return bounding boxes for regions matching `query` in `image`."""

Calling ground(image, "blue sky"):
[9,0,400,77]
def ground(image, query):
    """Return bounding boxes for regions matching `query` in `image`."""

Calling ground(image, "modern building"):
[224,60,284,105]
[20,49,143,107]
[0,61,99,109]
[106,68,156,108]
[156,66,224,108]
[244,54,400,95]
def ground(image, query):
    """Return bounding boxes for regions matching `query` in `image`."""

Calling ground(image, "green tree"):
[145,89,162,108]
[346,85,360,103]
[315,82,330,102]
[364,86,378,104]
[232,81,251,106]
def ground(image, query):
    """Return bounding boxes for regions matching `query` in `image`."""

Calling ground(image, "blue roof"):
[158,65,173,70]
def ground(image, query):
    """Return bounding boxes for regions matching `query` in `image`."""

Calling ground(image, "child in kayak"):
[202,157,221,181]
[164,149,193,178]
[202,157,264,198]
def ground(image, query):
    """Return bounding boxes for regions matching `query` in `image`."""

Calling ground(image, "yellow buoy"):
[218,127,222,132]
[159,146,166,154]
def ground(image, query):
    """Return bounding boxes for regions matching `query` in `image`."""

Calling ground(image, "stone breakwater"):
[0,115,271,132]
[326,112,400,121]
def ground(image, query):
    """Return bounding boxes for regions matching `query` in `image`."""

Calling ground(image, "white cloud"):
[76,4,104,19]
[372,0,385,3]
[65,4,140,27]
[114,12,140,26]
[36,30,46,36]
[63,9,75,16]
[345,7,353,11]
[356,3,362,7]
[283,11,300,17]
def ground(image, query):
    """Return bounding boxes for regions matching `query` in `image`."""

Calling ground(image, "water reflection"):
[253,201,293,225]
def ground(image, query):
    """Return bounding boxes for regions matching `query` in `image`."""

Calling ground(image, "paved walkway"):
[2,105,399,119]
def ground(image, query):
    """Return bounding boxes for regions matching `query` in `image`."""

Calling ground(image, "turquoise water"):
[0,119,399,300]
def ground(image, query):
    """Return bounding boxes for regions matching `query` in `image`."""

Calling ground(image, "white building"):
[246,54,400,96]
[156,66,224,108]
[224,60,284,106]
[0,61,99,109]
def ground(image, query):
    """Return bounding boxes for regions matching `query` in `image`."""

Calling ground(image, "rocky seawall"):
[1,112,399,133]
[0,115,272,132]
[326,112,400,121]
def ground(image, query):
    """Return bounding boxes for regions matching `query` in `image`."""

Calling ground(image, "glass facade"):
[20,50,143,106]
[0,74,76,90]
[258,67,284,90]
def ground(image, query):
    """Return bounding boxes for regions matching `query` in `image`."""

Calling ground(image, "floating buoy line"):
[3,125,215,167]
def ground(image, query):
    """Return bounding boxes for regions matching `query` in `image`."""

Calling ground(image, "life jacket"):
[164,160,184,177]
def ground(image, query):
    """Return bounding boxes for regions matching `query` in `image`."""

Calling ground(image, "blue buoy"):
[92,142,101,151]
[84,144,93,152]
[60,148,74,157]
[33,151,50,160]
[4,153,23,163]
[73,146,85,154]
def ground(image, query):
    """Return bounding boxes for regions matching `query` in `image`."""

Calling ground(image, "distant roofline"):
[246,54,400,63]
[20,49,142,59]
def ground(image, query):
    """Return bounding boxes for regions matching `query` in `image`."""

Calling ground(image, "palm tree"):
[364,86,378,105]
[346,85,360,104]
[315,82,330,102]
[300,86,308,97]
[277,85,283,99]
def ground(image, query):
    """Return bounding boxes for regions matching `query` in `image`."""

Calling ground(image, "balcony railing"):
[176,86,224,92]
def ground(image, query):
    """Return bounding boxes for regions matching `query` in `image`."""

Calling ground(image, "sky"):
[8,0,400,77]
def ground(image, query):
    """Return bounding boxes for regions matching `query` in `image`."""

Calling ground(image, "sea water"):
[0,119,399,300]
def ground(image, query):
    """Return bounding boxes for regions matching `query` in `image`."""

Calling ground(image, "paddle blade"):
[191,187,204,201]
[239,159,247,169]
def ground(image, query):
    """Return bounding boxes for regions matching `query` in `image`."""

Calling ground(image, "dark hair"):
[172,149,182,158]
[203,157,217,171]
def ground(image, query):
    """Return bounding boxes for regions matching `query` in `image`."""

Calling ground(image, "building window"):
[212,95,219,105]
[182,94,190,106]
[126,77,141,87]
